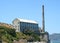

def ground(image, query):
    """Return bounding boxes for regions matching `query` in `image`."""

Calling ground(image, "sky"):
[0,0,60,34]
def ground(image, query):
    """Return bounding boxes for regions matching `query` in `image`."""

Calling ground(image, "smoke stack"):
[42,5,45,32]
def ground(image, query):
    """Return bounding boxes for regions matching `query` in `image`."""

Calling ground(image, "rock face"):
[40,32,50,43]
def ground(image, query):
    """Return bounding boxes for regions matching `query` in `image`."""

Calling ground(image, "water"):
[51,40,60,43]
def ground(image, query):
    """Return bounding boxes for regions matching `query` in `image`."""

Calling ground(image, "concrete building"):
[12,18,40,34]
[12,5,50,43]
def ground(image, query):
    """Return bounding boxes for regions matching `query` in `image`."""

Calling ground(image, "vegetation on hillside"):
[23,29,40,41]
[0,26,16,43]
[0,26,40,43]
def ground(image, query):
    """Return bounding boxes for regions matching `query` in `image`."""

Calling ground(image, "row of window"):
[19,22,39,32]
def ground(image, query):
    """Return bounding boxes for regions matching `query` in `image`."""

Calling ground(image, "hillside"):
[49,33,60,40]
[0,22,40,43]
[0,22,13,28]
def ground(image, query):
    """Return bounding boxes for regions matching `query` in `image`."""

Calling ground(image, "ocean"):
[51,40,60,43]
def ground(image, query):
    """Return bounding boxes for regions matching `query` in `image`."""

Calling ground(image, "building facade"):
[12,18,40,34]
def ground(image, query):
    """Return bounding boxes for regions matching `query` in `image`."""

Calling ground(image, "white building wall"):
[12,19,20,32]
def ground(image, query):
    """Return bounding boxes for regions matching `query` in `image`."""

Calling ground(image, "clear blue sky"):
[0,0,60,34]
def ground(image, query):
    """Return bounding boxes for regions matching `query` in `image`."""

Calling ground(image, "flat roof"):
[16,18,38,24]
